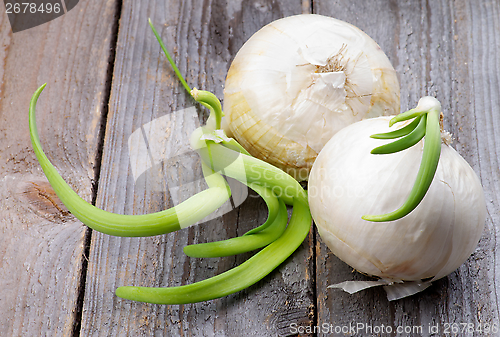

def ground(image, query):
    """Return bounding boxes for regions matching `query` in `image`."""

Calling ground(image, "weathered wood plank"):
[81,1,315,336]
[2,0,498,336]
[0,1,119,335]
[314,0,500,335]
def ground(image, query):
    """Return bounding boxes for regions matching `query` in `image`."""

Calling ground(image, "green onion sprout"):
[29,84,231,236]
[362,97,442,222]
[27,20,314,305]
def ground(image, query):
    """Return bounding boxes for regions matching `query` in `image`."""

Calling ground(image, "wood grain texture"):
[80,1,314,336]
[0,1,119,335]
[314,0,500,335]
[2,0,498,336]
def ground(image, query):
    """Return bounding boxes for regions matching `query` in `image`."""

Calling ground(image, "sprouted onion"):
[308,97,486,300]
[28,16,485,303]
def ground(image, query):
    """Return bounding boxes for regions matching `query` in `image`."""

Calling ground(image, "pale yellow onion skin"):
[308,116,485,282]
[223,14,400,181]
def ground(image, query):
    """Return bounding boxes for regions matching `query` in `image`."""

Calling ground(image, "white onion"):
[223,14,400,181]
[308,116,485,285]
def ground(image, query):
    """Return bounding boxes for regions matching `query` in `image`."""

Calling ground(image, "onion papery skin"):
[223,14,400,181]
[308,116,485,282]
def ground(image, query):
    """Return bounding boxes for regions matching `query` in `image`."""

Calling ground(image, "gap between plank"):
[71,0,123,335]
[312,226,318,337]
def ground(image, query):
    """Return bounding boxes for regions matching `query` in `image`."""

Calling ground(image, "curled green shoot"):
[183,185,287,258]
[191,88,223,130]
[370,115,422,140]
[240,183,280,235]
[29,84,231,236]
[370,115,426,155]
[116,198,311,304]
[363,97,442,222]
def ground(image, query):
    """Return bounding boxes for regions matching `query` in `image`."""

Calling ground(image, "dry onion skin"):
[308,113,486,293]
[223,14,400,181]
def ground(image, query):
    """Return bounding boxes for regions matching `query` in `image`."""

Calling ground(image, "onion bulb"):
[308,111,485,294]
[223,14,400,181]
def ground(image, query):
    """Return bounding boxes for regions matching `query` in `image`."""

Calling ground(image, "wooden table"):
[1,1,499,336]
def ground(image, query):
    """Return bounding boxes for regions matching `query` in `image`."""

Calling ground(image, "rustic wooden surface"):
[1,0,499,336]
[0,1,119,336]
